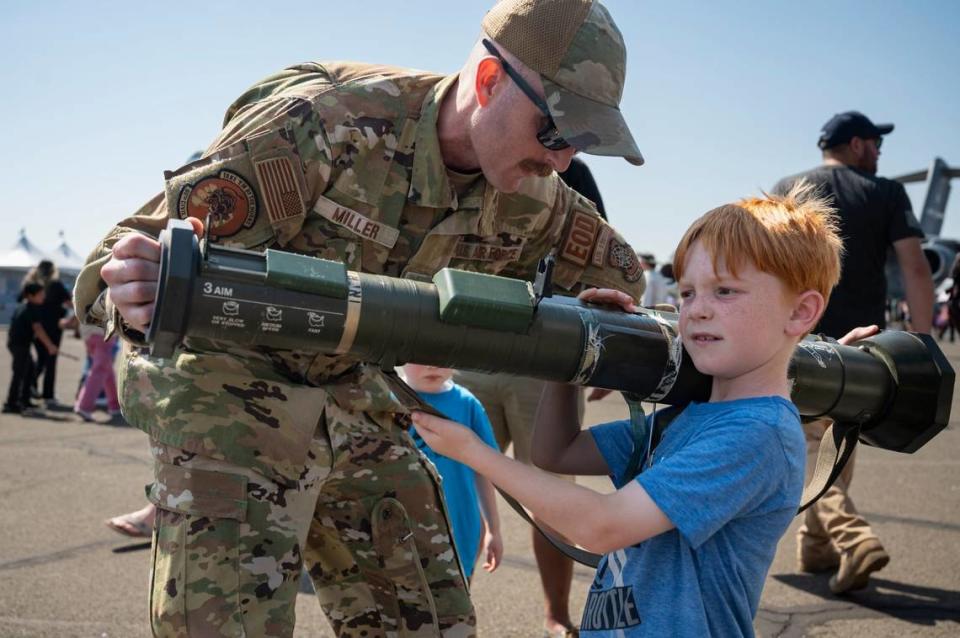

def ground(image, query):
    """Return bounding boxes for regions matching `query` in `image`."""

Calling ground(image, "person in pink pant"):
[74,324,121,421]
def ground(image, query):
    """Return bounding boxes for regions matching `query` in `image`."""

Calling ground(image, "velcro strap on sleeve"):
[147,461,248,521]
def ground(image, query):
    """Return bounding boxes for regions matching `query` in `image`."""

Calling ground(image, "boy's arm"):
[474,474,503,572]
[475,474,500,536]
[32,322,57,354]
[412,412,674,555]
[531,382,610,475]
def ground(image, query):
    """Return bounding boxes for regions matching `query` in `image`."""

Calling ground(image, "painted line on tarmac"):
[862,511,960,533]
[0,539,118,572]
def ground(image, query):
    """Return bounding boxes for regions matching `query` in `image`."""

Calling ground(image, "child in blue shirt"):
[411,184,848,636]
[401,363,503,581]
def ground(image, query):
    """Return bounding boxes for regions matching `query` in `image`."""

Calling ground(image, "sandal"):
[105,511,153,538]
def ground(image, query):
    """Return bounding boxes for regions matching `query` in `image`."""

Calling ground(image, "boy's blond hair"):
[673,181,843,302]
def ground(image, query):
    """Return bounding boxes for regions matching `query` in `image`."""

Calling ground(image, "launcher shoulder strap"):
[798,420,860,513]
[623,398,683,482]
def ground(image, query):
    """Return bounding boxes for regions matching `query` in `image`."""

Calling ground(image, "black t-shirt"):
[773,165,923,337]
[559,157,606,220]
[38,280,71,338]
[7,302,42,348]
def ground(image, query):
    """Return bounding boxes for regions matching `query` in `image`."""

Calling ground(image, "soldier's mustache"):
[519,159,553,177]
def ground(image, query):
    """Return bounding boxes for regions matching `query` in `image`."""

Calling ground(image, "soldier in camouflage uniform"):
[74,1,646,636]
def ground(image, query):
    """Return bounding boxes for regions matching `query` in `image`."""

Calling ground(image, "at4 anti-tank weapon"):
[146,219,954,566]
[148,220,953,456]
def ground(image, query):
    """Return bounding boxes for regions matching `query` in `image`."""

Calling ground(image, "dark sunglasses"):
[481,39,571,151]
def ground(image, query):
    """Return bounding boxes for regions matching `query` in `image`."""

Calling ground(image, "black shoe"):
[22,400,40,409]
[44,399,71,411]
[2,404,22,414]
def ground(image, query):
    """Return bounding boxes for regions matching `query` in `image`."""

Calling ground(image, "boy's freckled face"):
[402,364,454,394]
[678,241,796,399]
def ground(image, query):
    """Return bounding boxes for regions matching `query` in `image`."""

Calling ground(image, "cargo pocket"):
[147,462,248,637]
[372,497,440,631]
[414,455,472,618]
[371,462,473,631]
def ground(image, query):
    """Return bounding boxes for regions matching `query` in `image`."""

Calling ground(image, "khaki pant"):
[146,401,474,638]
[454,372,583,468]
[798,418,879,552]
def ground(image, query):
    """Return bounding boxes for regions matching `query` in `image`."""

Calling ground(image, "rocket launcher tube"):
[148,220,953,455]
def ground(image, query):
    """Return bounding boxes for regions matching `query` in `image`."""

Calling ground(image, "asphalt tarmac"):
[0,330,957,637]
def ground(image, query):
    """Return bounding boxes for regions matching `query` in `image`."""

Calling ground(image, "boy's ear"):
[785,290,825,337]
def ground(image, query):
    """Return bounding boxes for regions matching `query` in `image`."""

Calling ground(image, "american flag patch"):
[254,156,305,224]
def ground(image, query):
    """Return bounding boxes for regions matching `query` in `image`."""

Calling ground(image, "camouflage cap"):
[482,0,643,165]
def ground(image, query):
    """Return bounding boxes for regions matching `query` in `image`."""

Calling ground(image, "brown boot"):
[797,533,840,573]
[829,539,889,593]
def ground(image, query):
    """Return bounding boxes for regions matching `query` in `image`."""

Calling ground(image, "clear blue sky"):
[2,0,958,266]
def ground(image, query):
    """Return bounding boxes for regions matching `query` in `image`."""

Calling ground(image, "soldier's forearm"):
[531,382,583,468]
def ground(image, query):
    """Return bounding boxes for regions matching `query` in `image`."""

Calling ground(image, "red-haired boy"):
[412,184,846,636]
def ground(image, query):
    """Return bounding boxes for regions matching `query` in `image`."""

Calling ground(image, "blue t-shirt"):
[583,396,805,637]
[408,383,499,579]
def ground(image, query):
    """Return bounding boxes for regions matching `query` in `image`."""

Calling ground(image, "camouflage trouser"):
[146,401,475,637]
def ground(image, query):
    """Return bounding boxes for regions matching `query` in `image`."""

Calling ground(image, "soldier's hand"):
[587,387,614,402]
[838,324,880,346]
[101,218,203,333]
[578,287,637,313]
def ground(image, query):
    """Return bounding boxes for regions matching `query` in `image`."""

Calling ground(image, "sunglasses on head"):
[481,39,571,151]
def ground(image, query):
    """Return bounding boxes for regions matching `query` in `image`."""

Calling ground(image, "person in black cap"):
[815,110,893,174]
[772,110,935,594]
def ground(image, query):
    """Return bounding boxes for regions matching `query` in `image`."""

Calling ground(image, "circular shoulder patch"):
[608,238,643,283]
[176,170,257,238]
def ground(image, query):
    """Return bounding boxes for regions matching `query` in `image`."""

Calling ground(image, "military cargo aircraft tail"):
[888,157,959,297]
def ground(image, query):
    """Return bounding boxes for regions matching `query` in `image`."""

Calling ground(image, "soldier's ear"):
[475,58,503,108]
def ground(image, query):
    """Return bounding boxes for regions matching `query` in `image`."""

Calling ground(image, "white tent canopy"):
[0,229,48,269]
[51,231,86,272]
[0,229,82,275]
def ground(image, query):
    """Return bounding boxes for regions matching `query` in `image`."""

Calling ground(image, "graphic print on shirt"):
[582,549,641,634]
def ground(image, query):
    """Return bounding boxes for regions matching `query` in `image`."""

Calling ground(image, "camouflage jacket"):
[74,62,644,485]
